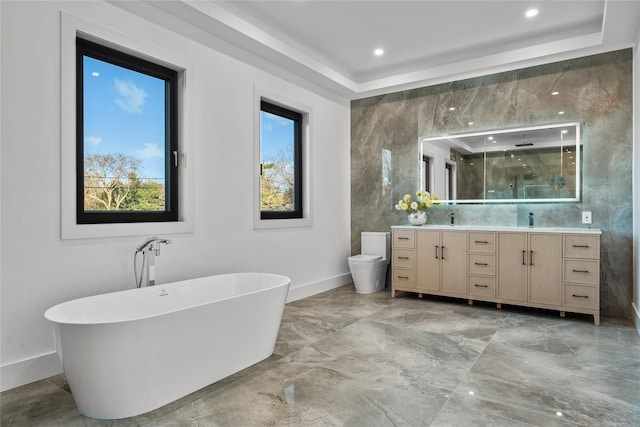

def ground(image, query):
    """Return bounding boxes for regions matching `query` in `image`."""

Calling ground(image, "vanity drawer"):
[564,235,600,259]
[392,268,415,287]
[468,254,495,275]
[393,249,415,268]
[563,260,599,285]
[393,230,415,249]
[563,284,598,310]
[468,275,496,298]
[468,232,496,253]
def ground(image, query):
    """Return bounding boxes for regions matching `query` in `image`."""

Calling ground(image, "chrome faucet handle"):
[136,236,158,253]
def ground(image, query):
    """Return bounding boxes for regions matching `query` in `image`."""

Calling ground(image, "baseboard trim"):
[286,273,352,303]
[633,302,640,337]
[1,351,62,392]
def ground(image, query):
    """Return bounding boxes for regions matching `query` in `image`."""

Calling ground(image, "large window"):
[76,38,178,224]
[259,100,303,219]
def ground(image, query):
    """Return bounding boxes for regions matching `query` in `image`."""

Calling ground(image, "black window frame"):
[422,155,431,193]
[76,38,178,224]
[259,100,303,220]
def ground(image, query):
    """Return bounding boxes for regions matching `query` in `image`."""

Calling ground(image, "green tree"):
[84,153,141,211]
[122,174,165,211]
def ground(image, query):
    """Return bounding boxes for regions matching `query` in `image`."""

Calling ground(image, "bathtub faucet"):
[134,237,172,288]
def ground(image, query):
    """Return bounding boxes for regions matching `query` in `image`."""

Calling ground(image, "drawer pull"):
[474,284,488,288]
[572,269,590,273]
[474,240,489,244]
[398,237,410,240]
[474,262,488,266]
[572,294,589,299]
[397,276,410,280]
[398,256,409,260]
[572,244,590,248]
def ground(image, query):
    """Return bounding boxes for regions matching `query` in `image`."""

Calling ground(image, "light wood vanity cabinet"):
[562,234,601,325]
[391,226,601,325]
[496,233,563,306]
[391,230,416,292]
[468,232,496,300]
[415,230,466,295]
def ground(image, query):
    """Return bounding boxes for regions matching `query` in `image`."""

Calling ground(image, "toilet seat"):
[348,254,382,263]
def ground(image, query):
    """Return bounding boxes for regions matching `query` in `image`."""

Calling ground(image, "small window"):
[445,162,455,200]
[259,100,303,219]
[76,38,178,224]
[422,155,431,193]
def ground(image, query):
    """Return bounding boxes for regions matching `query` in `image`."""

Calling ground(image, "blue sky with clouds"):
[260,111,294,162]
[83,56,166,181]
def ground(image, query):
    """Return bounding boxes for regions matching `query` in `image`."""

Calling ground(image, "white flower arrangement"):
[395,191,439,214]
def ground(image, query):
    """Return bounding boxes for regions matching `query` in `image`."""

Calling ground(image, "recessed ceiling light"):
[449,107,456,111]
[525,9,538,18]
[551,91,559,95]
[561,130,568,134]
[374,48,384,56]
[468,121,474,126]
[558,111,565,115]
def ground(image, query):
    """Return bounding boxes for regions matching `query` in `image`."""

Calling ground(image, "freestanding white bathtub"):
[44,273,290,419]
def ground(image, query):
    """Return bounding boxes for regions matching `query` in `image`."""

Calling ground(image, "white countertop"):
[391,225,602,234]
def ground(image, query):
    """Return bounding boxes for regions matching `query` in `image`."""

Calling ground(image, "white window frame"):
[60,12,195,239]
[253,86,313,229]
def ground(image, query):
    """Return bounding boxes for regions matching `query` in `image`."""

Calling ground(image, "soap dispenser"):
[528,212,534,228]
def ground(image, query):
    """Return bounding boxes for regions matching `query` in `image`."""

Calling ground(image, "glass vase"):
[408,211,427,226]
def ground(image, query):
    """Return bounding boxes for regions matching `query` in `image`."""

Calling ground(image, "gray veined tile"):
[459,342,640,426]
[431,399,537,427]
[308,319,486,394]
[370,296,507,343]
[2,285,639,426]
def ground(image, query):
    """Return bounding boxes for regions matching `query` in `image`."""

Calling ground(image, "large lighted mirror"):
[420,122,581,203]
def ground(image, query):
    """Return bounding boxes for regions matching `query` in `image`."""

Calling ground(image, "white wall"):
[0,1,351,390]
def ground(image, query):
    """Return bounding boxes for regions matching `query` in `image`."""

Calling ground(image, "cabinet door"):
[416,230,440,291]
[528,234,562,306]
[440,231,467,295]
[497,233,528,302]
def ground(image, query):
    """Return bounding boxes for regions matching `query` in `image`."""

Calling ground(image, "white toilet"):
[348,232,391,294]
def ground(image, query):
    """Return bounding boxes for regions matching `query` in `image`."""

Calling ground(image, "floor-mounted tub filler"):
[44,273,290,419]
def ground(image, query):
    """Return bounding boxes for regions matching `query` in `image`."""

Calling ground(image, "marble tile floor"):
[2,285,639,426]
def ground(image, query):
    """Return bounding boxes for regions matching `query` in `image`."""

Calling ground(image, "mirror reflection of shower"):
[419,122,581,203]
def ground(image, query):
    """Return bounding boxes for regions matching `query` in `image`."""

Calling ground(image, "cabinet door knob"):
[435,245,439,259]
[522,250,526,265]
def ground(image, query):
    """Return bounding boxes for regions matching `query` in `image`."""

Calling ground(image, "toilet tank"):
[361,232,391,261]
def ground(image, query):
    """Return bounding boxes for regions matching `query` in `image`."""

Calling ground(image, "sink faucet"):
[134,237,172,288]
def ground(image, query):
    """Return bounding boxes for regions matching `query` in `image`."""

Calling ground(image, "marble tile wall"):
[351,49,633,318]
